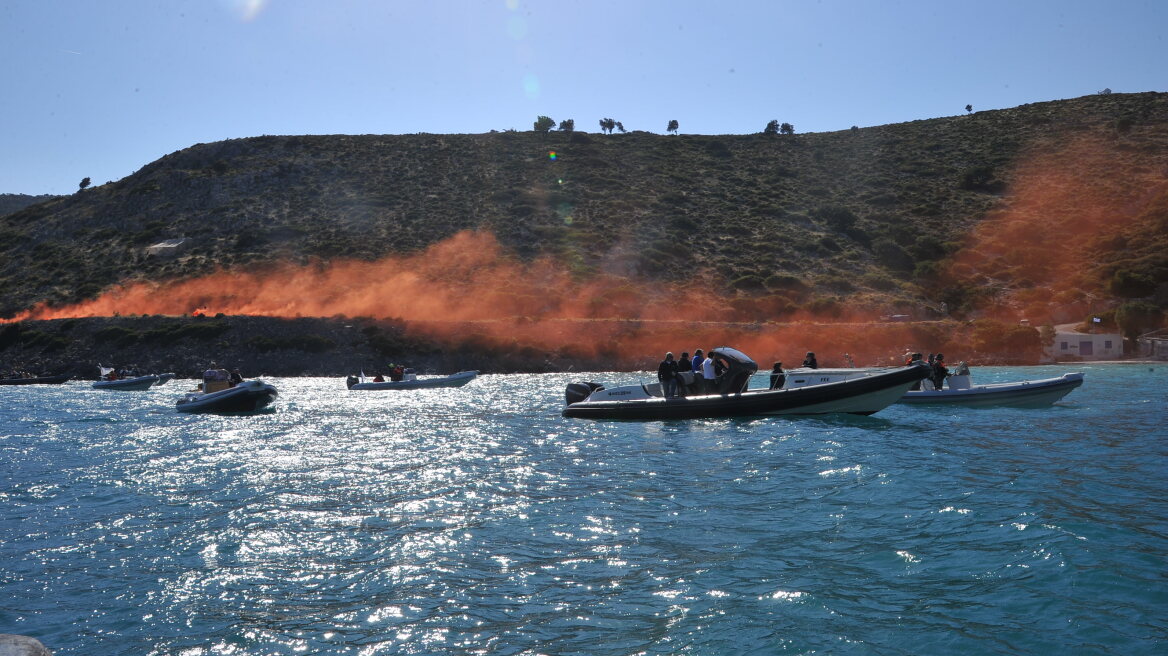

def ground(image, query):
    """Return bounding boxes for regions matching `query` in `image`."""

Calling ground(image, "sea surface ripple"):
[1,363,1166,655]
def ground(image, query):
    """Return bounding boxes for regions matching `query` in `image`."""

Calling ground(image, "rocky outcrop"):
[0,635,52,656]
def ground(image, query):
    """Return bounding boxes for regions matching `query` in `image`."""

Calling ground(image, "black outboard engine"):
[345,375,359,389]
[710,347,758,394]
[565,381,604,405]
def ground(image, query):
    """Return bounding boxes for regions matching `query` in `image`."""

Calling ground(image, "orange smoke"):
[10,230,935,367]
[15,231,710,323]
[945,132,1167,321]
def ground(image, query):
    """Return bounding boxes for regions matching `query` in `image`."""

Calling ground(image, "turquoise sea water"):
[2,363,1166,655]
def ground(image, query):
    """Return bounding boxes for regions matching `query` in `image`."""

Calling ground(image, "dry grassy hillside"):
[1,92,1165,332]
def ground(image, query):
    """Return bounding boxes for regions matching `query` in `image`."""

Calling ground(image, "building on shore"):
[1045,325,1124,361]
[1137,329,1168,360]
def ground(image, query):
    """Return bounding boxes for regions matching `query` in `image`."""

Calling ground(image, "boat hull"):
[899,373,1084,408]
[0,374,70,386]
[563,365,928,420]
[176,380,279,414]
[93,375,161,391]
[347,371,478,390]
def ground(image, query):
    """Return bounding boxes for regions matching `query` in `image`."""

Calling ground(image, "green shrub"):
[958,166,1002,192]
[730,274,767,292]
[246,334,335,353]
[1115,301,1163,339]
[873,238,915,272]
[812,205,858,231]
[1108,269,1156,298]
[139,321,230,344]
[804,296,842,318]
[764,273,807,293]
[20,330,69,352]
[94,325,141,347]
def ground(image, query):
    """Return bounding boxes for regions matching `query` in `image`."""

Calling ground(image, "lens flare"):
[522,73,539,99]
[222,0,268,22]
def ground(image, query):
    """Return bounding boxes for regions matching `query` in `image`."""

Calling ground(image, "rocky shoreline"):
[0,315,619,380]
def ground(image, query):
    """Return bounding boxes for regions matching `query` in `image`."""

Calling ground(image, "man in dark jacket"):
[658,352,679,398]
[932,353,949,390]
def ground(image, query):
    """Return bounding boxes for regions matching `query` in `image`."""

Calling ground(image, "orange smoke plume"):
[11,230,932,367]
[945,132,1167,321]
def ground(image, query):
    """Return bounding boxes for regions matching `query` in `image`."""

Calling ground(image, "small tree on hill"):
[667,119,679,134]
[615,121,626,133]
[779,122,795,135]
[78,177,91,191]
[1109,269,1156,297]
[558,119,575,133]
[1115,301,1163,340]
[599,118,616,134]
[764,120,779,135]
[534,116,555,133]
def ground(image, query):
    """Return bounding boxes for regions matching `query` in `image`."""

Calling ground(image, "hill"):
[1,92,1165,368]
[0,193,60,217]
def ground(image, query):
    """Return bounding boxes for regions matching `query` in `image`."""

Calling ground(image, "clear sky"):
[2,0,1165,195]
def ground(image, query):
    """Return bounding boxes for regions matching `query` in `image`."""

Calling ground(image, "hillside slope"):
[2,92,1166,328]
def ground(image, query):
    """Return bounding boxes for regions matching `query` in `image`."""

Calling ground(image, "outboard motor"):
[565,381,604,405]
[345,375,359,389]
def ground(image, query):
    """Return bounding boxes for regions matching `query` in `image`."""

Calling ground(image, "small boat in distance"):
[92,365,176,391]
[898,370,1084,408]
[780,362,1085,408]
[0,373,70,386]
[562,347,930,420]
[346,369,478,390]
[94,375,162,390]
[176,367,277,414]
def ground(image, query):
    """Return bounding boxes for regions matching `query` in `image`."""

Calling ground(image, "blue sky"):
[2,0,1165,194]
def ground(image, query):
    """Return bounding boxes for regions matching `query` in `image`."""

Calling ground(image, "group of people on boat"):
[369,364,410,383]
[657,348,831,397]
[200,363,244,391]
[656,349,727,398]
[904,351,964,390]
[99,365,141,381]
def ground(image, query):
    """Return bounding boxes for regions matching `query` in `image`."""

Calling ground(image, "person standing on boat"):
[658,352,679,398]
[802,352,818,369]
[932,353,949,390]
[676,351,692,397]
[701,351,716,393]
[691,349,705,393]
[690,349,704,374]
[769,362,786,389]
[229,369,244,386]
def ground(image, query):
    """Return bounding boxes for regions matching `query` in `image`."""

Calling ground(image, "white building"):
[1046,329,1124,361]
